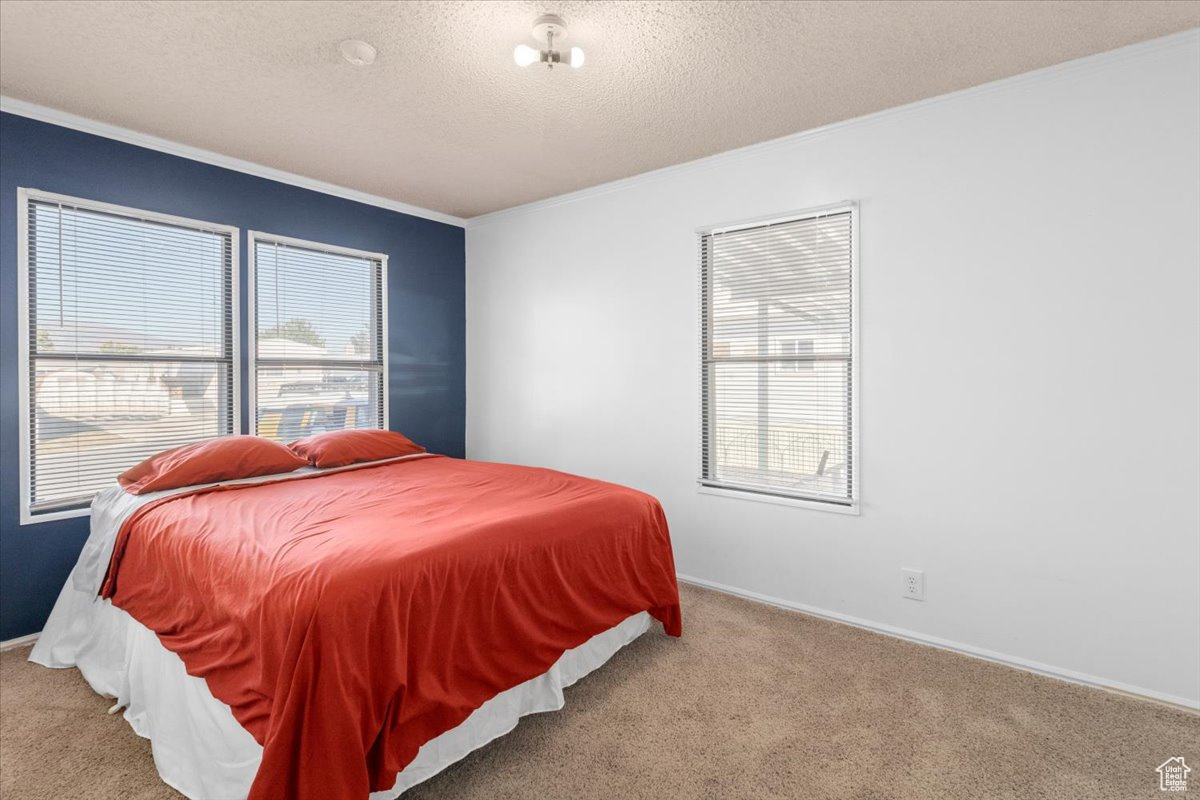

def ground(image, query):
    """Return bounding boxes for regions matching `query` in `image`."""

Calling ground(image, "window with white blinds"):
[19,190,237,521]
[250,233,387,442]
[700,205,856,507]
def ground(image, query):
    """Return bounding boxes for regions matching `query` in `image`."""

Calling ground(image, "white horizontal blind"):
[23,193,236,516]
[701,208,855,505]
[251,235,386,442]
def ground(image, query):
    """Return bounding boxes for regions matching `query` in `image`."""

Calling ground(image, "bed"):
[31,452,682,799]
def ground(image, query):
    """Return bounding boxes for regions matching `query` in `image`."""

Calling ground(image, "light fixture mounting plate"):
[531,13,568,45]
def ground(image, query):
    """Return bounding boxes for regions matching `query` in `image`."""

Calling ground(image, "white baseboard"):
[0,632,40,652]
[677,573,1200,713]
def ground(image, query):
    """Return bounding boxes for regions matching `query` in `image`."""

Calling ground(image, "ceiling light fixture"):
[339,39,377,67]
[513,14,584,70]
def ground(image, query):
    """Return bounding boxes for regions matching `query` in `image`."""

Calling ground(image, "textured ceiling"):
[1,1,1198,218]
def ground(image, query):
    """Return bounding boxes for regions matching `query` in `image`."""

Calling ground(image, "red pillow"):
[119,435,308,495]
[289,429,426,468]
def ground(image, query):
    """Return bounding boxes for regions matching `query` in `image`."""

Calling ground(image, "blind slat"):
[252,236,386,442]
[701,210,854,505]
[25,196,236,514]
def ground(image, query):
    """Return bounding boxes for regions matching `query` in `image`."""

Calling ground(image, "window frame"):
[777,339,815,373]
[246,230,390,440]
[696,201,860,515]
[17,188,241,524]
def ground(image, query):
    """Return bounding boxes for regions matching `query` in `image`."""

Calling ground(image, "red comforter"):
[100,456,682,799]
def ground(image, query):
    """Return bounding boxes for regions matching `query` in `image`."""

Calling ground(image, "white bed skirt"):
[30,576,652,799]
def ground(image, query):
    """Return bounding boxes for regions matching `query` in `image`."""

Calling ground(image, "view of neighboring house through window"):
[700,206,856,506]
[778,338,814,372]
[250,233,386,441]
[19,189,237,520]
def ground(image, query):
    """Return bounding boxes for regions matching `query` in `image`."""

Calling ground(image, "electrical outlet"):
[901,568,924,601]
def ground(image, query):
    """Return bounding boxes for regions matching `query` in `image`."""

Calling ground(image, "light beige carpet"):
[1,583,1196,799]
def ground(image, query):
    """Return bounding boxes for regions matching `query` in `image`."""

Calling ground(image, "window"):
[19,189,237,521]
[249,232,387,442]
[778,339,814,372]
[700,204,856,507]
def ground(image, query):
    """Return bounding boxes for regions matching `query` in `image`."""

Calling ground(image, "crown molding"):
[4,27,1195,229]
[468,27,1200,228]
[0,96,466,228]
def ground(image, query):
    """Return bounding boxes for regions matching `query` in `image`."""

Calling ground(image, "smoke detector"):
[339,39,377,67]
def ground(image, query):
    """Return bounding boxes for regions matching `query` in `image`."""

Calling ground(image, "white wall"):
[466,32,1200,707]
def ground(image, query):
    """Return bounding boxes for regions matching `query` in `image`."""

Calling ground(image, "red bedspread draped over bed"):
[100,456,682,800]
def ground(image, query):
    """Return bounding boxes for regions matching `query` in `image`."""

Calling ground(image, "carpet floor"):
[1,583,1196,799]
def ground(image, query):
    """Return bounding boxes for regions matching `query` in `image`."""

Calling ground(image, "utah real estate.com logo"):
[1157,757,1191,792]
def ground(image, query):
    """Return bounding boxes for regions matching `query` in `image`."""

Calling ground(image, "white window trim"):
[246,230,390,437]
[697,484,861,516]
[17,188,241,525]
[695,200,860,514]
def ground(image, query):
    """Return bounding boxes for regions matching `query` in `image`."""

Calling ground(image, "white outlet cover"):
[901,568,924,601]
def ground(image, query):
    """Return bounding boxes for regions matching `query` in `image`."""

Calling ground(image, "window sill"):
[21,506,91,525]
[696,484,860,516]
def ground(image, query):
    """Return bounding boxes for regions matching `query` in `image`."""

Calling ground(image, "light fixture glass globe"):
[569,47,585,68]
[513,44,539,67]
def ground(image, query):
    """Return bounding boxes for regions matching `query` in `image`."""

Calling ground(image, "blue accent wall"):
[0,112,465,641]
